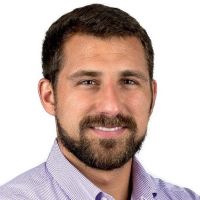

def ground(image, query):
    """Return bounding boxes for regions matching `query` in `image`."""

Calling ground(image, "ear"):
[38,78,55,116]
[149,79,157,115]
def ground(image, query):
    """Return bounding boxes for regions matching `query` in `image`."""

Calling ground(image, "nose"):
[94,83,123,116]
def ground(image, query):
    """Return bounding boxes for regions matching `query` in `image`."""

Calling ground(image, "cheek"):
[55,91,93,132]
[126,91,151,113]
[57,84,87,113]
[63,92,93,116]
[126,92,151,131]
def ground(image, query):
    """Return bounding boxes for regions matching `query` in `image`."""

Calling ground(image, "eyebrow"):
[68,70,102,80]
[68,69,148,81]
[120,70,149,81]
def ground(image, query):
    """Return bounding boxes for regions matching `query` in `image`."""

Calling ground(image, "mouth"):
[90,126,126,138]
[94,126,123,131]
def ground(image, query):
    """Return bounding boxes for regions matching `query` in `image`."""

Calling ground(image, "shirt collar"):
[132,158,157,199]
[46,140,157,200]
[46,140,102,200]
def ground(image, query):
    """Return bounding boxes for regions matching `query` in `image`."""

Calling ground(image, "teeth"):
[94,127,122,132]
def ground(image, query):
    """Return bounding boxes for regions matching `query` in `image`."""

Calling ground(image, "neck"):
[58,141,133,200]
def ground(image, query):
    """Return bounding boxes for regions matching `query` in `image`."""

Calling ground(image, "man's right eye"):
[80,80,95,85]
[78,80,98,86]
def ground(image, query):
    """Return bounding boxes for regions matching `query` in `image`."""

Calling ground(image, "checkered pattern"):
[0,140,199,199]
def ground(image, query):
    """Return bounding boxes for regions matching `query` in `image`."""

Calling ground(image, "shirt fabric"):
[0,140,199,200]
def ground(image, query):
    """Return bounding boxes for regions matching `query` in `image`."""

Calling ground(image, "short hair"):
[42,4,154,87]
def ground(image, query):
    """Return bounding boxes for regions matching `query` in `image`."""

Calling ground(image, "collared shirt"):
[0,140,199,200]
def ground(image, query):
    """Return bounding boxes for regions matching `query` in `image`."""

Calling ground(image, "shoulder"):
[154,177,200,199]
[0,163,53,199]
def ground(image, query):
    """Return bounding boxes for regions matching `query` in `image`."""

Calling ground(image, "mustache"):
[79,113,137,132]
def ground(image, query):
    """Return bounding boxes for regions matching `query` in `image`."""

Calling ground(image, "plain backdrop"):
[0,0,200,195]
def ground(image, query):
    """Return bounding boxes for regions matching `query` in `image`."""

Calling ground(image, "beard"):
[56,114,146,170]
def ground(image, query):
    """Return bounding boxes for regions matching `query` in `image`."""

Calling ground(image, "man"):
[0,3,199,200]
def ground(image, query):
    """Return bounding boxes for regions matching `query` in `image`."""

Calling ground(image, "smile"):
[90,126,126,138]
[94,127,123,132]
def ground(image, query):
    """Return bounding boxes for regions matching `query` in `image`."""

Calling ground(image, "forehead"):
[61,34,148,75]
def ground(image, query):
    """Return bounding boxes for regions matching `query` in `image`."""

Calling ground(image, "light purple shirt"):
[0,140,199,199]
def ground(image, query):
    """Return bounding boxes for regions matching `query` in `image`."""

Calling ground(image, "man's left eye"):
[122,79,137,85]
[80,80,97,85]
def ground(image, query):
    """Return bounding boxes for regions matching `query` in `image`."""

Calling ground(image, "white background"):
[0,0,200,195]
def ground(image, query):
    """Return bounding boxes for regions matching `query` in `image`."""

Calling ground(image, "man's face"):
[54,34,156,170]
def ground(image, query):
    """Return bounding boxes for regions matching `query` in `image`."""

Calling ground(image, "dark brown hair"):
[42,4,154,87]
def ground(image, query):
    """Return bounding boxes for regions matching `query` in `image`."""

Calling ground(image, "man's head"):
[42,4,154,88]
[39,4,157,170]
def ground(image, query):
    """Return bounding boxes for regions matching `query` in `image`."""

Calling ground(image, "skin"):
[38,34,157,200]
